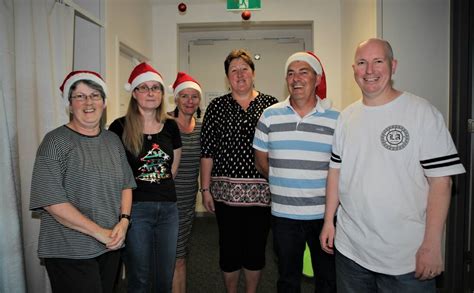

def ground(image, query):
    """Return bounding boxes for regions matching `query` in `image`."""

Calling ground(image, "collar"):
[283,95,331,115]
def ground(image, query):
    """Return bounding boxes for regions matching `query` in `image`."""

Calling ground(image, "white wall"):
[340,0,377,108]
[152,0,343,109]
[105,0,154,125]
[380,0,450,120]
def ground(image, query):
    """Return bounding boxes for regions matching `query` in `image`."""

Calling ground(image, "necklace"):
[147,134,152,140]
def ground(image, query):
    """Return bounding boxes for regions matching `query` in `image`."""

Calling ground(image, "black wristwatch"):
[119,214,131,222]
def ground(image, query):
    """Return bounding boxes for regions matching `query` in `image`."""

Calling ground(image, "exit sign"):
[227,0,261,10]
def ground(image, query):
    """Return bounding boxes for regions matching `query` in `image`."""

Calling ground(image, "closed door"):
[189,38,305,108]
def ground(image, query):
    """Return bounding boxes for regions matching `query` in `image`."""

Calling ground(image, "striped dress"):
[175,121,202,258]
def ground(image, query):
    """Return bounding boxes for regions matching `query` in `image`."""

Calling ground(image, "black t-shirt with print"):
[109,117,182,202]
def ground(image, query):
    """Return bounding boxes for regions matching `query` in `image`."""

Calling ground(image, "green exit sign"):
[227,0,261,10]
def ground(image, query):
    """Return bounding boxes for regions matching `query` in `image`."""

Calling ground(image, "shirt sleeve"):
[329,114,343,169]
[253,108,270,152]
[29,134,69,210]
[108,118,124,139]
[200,99,220,158]
[419,104,465,177]
[167,119,182,149]
[114,135,136,190]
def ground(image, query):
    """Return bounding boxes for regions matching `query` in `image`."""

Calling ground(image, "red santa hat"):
[125,62,164,92]
[285,51,327,100]
[59,70,107,104]
[171,72,202,99]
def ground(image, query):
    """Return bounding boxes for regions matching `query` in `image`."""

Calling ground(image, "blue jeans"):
[124,201,179,293]
[335,250,436,293]
[272,216,336,293]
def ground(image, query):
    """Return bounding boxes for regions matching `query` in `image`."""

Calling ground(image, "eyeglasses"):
[178,94,200,101]
[134,85,162,94]
[71,92,103,102]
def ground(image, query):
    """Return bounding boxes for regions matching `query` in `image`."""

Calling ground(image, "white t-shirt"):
[330,92,465,275]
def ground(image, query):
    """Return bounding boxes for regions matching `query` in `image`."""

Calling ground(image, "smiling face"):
[176,88,200,116]
[227,57,255,95]
[132,80,163,112]
[286,60,321,102]
[353,39,397,101]
[69,82,105,132]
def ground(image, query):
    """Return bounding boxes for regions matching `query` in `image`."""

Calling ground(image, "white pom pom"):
[168,84,175,95]
[124,83,131,92]
[319,98,332,110]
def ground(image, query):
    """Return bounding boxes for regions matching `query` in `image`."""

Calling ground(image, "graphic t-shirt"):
[109,117,182,202]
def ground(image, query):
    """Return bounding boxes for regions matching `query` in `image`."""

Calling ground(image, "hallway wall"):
[151,0,344,109]
[105,0,154,125]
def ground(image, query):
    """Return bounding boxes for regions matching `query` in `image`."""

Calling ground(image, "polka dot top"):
[201,92,278,179]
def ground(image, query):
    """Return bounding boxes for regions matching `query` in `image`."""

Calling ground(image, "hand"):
[202,191,215,213]
[320,221,336,254]
[106,219,129,250]
[94,227,113,245]
[414,241,443,280]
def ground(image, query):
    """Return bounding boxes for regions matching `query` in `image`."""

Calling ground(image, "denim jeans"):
[335,250,436,293]
[272,216,336,293]
[124,201,179,293]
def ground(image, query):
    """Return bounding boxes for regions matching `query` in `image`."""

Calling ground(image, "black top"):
[201,92,278,178]
[109,117,182,202]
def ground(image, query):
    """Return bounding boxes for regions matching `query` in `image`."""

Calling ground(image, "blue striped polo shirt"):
[253,97,339,220]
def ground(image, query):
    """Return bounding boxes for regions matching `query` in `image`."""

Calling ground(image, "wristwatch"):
[119,214,131,221]
[199,188,210,193]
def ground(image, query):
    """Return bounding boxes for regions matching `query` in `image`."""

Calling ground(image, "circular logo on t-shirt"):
[380,125,410,151]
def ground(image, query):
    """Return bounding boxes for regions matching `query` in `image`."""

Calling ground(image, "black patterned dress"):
[201,92,278,206]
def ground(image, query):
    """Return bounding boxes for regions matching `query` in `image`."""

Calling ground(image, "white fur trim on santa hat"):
[318,97,332,110]
[285,52,322,75]
[174,81,202,99]
[124,72,164,92]
[61,72,107,105]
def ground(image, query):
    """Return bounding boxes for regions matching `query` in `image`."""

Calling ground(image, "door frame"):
[443,0,473,291]
[178,21,313,73]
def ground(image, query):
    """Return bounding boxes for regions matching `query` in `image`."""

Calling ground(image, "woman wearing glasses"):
[109,62,182,293]
[30,71,136,293]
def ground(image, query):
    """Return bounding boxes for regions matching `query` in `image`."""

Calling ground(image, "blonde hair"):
[122,85,169,156]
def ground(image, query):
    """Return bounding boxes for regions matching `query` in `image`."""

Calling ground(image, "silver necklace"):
[147,134,152,140]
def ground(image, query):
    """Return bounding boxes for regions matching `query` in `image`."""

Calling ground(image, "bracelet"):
[199,188,210,193]
[119,214,131,221]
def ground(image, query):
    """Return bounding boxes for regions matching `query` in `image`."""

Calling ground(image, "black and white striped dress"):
[175,121,201,258]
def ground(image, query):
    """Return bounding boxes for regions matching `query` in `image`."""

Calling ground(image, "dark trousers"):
[44,250,121,293]
[272,216,336,293]
[214,201,271,272]
[335,250,435,293]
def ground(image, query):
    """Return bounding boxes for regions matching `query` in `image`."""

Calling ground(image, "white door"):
[188,38,305,212]
[117,43,148,118]
[189,38,305,108]
[118,52,138,117]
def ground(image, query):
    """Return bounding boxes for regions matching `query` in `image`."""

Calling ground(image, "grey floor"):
[116,215,315,292]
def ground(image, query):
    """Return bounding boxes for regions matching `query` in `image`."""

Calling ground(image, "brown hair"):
[224,48,255,76]
[122,83,169,156]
